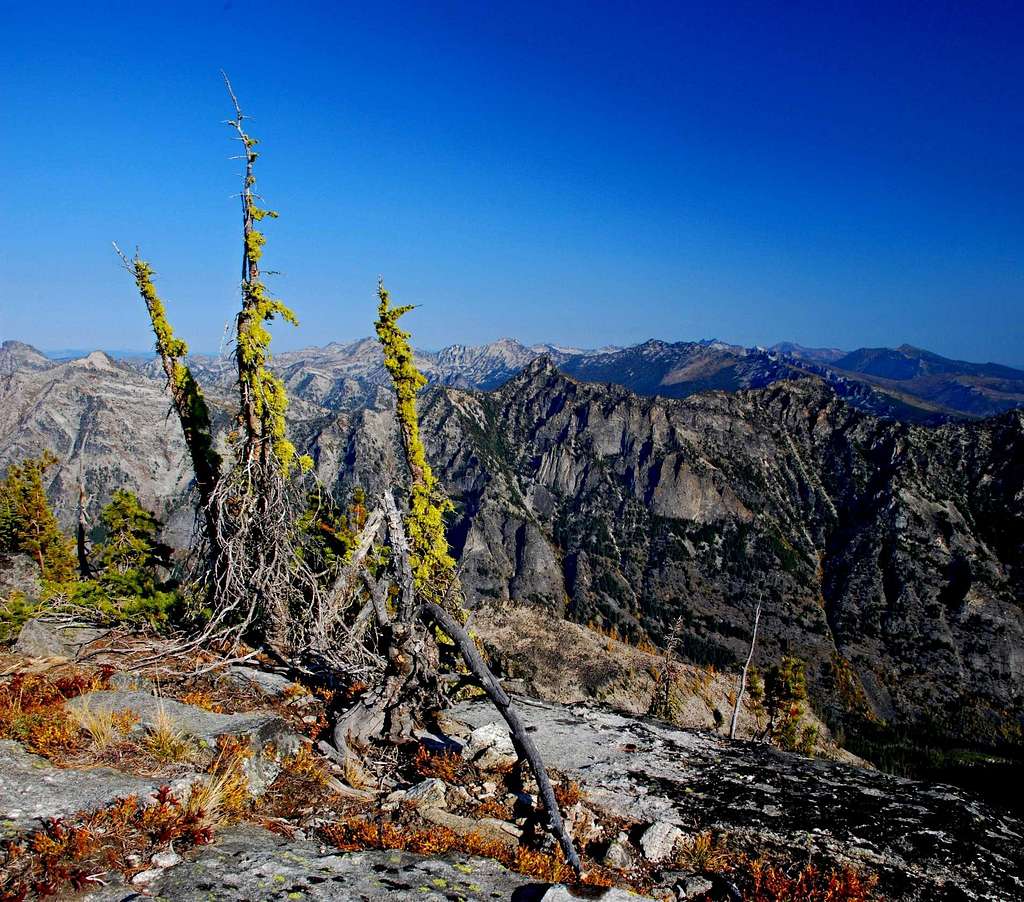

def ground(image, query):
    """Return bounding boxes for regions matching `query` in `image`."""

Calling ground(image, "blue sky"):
[1,1,1021,363]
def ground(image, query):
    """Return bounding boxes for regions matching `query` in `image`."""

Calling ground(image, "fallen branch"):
[422,600,583,878]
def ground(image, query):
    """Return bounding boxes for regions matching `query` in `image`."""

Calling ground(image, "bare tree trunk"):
[76,476,91,579]
[730,593,762,740]
[327,492,582,878]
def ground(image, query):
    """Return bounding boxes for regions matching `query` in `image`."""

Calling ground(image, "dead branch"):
[422,600,582,877]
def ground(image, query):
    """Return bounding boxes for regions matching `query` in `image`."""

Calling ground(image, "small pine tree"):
[94,489,172,579]
[763,655,817,755]
[1,452,76,582]
[0,478,16,555]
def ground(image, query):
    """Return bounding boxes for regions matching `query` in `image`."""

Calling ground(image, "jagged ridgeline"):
[112,78,583,875]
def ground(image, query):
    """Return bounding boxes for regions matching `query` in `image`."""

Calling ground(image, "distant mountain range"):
[61,334,1021,423]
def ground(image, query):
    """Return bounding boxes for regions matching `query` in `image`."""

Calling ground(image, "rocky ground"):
[1,619,1021,901]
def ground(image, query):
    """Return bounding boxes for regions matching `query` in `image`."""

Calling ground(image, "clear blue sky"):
[1,1,1021,363]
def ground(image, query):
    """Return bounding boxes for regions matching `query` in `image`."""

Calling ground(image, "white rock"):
[150,848,182,868]
[603,831,636,869]
[465,722,518,770]
[404,777,448,808]
[131,868,163,884]
[541,884,645,901]
[639,820,683,861]
[675,875,714,900]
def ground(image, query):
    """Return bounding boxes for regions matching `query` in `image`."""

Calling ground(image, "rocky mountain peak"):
[0,340,52,373]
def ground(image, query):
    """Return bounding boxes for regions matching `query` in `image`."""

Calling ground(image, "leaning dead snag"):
[115,247,221,550]
[731,590,763,740]
[422,600,583,876]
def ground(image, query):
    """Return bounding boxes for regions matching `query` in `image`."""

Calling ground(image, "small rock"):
[479,817,523,838]
[465,722,518,771]
[675,875,714,900]
[131,868,164,884]
[227,666,298,698]
[564,801,602,844]
[404,778,448,808]
[640,820,683,862]
[150,848,182,868]
[603,832,636,869]
[109,672,154,692]
[541,885,644,901]
[447,785,471,808]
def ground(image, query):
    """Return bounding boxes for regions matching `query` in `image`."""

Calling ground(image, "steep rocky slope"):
[316,361,1024,744]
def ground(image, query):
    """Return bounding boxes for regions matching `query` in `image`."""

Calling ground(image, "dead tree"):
[115,246,222,552]
[325,284,581,875]
[119,78,313,656]
[729,591,763,739]
[119,81,581,877]
[75,458,91,579]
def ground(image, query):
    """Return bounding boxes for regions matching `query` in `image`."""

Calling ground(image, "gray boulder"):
[639,820,682,862]
[464,721,518,770]
[404,777,449,808]
[66,690,303,794]
[0,740,197,834]
[81,824,564,901]
[14,618,108,659]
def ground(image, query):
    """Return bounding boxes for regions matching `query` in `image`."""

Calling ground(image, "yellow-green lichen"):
[130,257,221,501]
[375,281,458,611]
[228,113,304,477]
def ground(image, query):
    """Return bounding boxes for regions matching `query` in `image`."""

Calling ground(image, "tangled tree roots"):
[324,490,582,877]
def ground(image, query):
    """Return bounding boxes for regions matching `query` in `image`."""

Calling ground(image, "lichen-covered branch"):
[223,72,309,477]
[374,281,456,611]
[118,249,221,546]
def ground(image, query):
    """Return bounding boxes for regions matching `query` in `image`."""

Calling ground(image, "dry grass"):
[185,739,250,829]
[70,703,138,750]
[142,702,194,764]
[675,831,733,873]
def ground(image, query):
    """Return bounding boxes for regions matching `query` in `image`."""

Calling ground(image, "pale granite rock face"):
[0,740,194,834]
[454,699,1024,902]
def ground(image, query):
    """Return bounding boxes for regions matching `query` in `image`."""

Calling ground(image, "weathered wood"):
[730,592,763,740]
[382,490,416,622]
[422,600,582,878]
[76,477,91,579]
[324,507,384,607]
